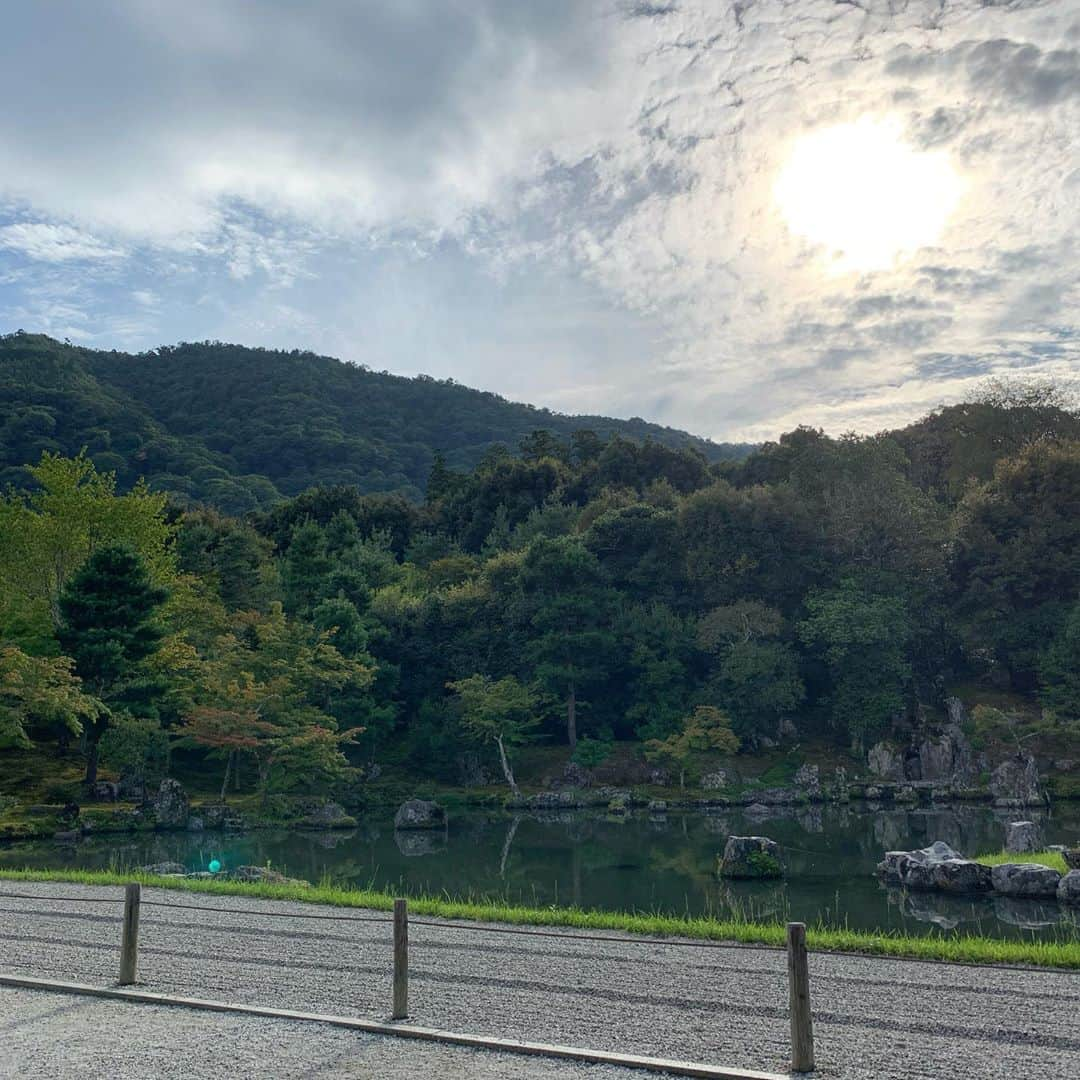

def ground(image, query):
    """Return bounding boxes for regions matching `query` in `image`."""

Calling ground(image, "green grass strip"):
[1,867,1077,969]
[975,850,1069,873]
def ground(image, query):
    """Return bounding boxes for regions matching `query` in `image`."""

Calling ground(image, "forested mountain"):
[0,332,751,510]
[1,369,1078,805]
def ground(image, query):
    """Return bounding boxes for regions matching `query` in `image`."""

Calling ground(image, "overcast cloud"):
[0,0,1077,441]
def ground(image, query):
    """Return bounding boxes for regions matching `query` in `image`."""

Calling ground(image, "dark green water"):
[4,802,1078,939]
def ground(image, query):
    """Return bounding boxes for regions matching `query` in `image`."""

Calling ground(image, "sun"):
[774,115,964,273]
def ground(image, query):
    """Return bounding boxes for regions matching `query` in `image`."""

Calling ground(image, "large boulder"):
[876,841,991,894]
[917,725,975,785]
[90,781,118,803]
[867,742,904,781]
[989,754,1043,806]
[152,779,190,829]
[1057,870,1080,906]
[1005,820,1043,854]
[394,798,447,831]
[990,862,1062,899]
[1065,848,1080,871]
[296,799,355,829]
[717,836,783,879]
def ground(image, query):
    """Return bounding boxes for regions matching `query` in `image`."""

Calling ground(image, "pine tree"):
[58,545,169,786]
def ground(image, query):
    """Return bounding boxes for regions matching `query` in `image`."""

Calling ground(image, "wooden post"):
[392,898,408,1020]
[786,921,814,1073]
[118,883,141,986]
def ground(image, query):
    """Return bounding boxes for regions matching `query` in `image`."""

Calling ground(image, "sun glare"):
[774,116,964,273]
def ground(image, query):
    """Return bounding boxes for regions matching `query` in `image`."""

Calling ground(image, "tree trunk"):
[83,739,99,788]
[495,735,519,796]
[566,682,577,750]
[220,749,235,802]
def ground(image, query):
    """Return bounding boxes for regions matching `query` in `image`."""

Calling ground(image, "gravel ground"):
[1,883,1078,1080]
[0,987,656,1080]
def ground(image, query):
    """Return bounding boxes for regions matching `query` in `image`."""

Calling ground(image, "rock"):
[297,800,354,829]
[793,764,821,796]
[52,829,79,844]
[990,862,1062,899]
[701,770,729,791]
[1057,870,1080,905]
[945,697,967,727]
[394,798,447,830]
[139,861,186,876]
[1064,848,1080,871]
[895,785,919,805]
[744,802,770,818]
[717,836,783,879]
[1005,820,1043,854]
[198,802,246,830]
[229,865,309,887]
[867,742,904,781]
[647,767,670,786]
[932,859,993,894]
[989,754,1043,806]
[864,785,883,800]
[607,795,629,814]
[90,781,118,802]
[187,816,204,832]
[647,799,667,813]
[561,761,590,788]
[152,779,190,829]
[876,841,991,894]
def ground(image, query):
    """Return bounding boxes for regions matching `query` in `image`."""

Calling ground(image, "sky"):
[0,0,1077,443]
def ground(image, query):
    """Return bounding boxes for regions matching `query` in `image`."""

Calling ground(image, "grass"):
[2,867,1078,970]
[976,850,1070,873]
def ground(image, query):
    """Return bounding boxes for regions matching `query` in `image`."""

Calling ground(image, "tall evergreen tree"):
[58,545,169,785]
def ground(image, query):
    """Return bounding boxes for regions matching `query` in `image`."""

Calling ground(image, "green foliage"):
[98,714,170,785]
[1039,603,1080,728]
[645,706,740,788]
[571,735,614,770]
[0,646,104,749]
[799,581,912,751]
[1,367,1078,798]
[744,850,783,878]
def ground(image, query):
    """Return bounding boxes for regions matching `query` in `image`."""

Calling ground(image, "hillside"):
[0,333,751,511]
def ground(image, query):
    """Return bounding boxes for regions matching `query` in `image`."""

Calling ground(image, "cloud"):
[0,0,1076,441]
[0,223,125,262]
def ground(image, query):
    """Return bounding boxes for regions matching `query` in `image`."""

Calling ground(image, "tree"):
[1040,603,1080,730]
[0,646,104,750]
[698,602,804,743]
[951,440,1080,688]
[518,538,617,748]
[644,706,740,789]
[0,452,174,643]
[176,603,371,803]
[447,674,538,795]
[798,580,912,753]
[58,546,169,785]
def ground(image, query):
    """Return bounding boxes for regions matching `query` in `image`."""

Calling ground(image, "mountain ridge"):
[0,332,753,512]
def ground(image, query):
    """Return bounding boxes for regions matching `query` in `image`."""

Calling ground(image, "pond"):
[3,802,1079,940]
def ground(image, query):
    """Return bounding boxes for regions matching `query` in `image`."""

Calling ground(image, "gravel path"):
[1,884,1078,1080]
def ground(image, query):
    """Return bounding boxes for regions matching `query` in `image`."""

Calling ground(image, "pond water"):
[4,802,1079,940]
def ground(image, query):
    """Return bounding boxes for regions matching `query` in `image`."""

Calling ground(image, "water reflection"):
[3,802,1078,940]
